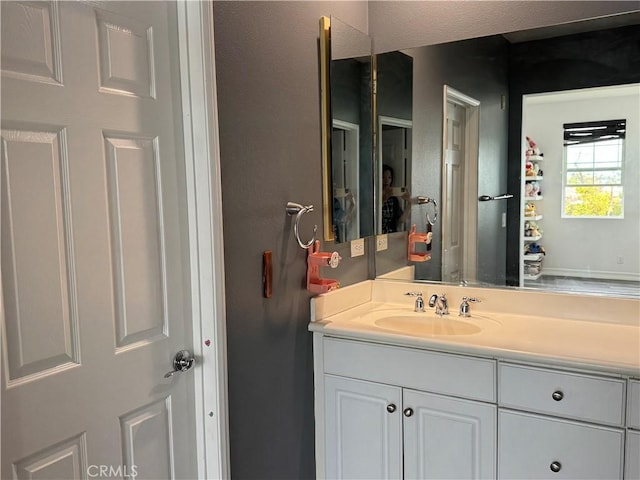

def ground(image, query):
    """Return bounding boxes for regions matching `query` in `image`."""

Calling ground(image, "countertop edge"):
[309,321,640,377]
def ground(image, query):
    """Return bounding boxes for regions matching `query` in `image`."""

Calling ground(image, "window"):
[562,119,625,218]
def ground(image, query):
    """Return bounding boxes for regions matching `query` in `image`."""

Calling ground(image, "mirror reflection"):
[377,52,413,235]
[321,16,373,243]
[374,16,640,298]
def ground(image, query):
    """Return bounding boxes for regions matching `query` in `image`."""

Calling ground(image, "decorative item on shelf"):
[524,242,546,256]
[407,224,433,262]
[524,221,542,238]
[525,183,534,197]
[524,261,542,276]
[525,160,541,177]
[307,240,341,293]
[530,181,541,196]
[286,201,317,249]
[524,202,537,217]
[525,135,544,161]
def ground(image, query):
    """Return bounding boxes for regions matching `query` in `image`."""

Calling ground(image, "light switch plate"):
[351,238,365,257]
[376,234,388,251]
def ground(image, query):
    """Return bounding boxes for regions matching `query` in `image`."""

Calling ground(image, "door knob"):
[164,350,195,378]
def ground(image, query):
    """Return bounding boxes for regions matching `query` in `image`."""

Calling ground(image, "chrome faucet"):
[459,296,481,317]
[406,292,425,312]
[428,293,449,316]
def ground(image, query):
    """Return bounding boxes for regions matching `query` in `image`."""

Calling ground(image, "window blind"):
[563,119,626,145]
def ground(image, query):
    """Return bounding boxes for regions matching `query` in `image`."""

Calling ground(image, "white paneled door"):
[442,100,465,283]
[1,2,201,478]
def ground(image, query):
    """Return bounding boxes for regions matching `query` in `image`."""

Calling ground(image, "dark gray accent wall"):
[213,2,368,478]
[406,36,510,284]
[377,51,413,121]
[505,24,640,285]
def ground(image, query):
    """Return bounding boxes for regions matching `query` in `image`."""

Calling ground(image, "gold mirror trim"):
[319,16,334,241]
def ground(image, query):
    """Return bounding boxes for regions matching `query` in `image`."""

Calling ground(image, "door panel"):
[324,375,402,479]
[443,101,465,283]
[404,389,496,479]
[1,2,197,478]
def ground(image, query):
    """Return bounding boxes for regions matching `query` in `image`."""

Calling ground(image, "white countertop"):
[310,280,640,376]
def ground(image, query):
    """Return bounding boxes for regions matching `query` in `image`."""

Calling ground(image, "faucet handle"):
[459,296,480,317]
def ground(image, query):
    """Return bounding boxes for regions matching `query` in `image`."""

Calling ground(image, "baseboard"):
[542,267,640,283]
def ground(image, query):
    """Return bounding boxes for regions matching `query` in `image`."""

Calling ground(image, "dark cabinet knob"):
[550,461,562,473]
[552,391,564,401]
[386,404,396,413]
[403,407,414,417]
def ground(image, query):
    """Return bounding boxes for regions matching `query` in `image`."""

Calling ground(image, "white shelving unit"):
[521,152,545,284]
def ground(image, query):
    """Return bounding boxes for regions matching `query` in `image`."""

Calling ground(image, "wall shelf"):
[521,139,547,286]
[524,235,542,242]
[523,272,543,280]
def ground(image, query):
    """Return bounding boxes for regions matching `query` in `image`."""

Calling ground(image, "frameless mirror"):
[373,14,640,298]
[320,16,373,243]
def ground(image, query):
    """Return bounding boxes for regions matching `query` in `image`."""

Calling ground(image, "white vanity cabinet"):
[317,336,496,479]
[498,363,627,480]
[627,380,640,480]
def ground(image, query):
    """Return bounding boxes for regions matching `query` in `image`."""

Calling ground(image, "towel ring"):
[286,201,317,249]
[417,196,438,225]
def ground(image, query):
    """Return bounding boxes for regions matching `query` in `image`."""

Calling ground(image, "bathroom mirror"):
[374,14,640,298]
[320,16,374,243]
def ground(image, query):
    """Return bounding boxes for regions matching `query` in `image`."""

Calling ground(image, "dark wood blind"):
[563,119,626,145]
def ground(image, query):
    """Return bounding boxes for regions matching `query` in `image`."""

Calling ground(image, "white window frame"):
[561,130,625,220]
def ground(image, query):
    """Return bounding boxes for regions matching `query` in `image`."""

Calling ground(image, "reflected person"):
[381,164,410,233]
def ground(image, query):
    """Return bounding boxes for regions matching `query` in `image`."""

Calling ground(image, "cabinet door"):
[403,389,496,479]
[324,375,402,479]
[627,430,640,480]
[498,410,623,479]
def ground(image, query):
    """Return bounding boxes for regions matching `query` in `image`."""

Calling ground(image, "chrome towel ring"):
[417,196,438,225]
[286,201,317,249]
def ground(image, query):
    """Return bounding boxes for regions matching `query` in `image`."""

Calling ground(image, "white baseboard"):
[542,267,640,282]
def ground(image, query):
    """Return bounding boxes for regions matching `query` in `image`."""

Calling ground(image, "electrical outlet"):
[376,234,388,251]
[617,256,624,265]
[351,238,365,257]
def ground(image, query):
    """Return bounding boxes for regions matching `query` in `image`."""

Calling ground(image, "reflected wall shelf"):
[520,138,547,286]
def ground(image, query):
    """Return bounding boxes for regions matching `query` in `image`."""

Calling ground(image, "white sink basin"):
[364,310,500,337]
[375,316,480,336]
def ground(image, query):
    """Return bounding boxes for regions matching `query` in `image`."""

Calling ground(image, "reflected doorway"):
[332,120,360,242]
[378,116,412,233]
[442,86,480,283]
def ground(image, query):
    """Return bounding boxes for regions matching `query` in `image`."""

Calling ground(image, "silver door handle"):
[479,194,514,201]
[164,350,195,378]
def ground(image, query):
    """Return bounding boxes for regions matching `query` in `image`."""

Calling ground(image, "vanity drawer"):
[323,337,496,402]
[498,363,625,426]
[628,379,640,428]
[498,410,624,480]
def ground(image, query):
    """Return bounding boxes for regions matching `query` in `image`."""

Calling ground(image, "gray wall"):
[213,2,638,478]
[407,36,510,284]
[369,1,640,53]
[213,2,368,478]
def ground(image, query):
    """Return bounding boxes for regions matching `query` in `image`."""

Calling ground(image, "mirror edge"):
[319,16,335,242]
